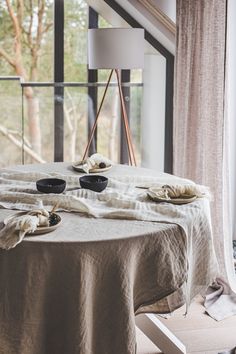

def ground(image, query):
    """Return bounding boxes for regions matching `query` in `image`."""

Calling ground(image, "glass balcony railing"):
[0,77,142,168]
[0,78,23,167]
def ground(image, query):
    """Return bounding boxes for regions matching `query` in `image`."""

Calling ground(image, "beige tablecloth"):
[0,163,217,354]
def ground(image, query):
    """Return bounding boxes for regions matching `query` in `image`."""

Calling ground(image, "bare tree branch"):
[8,129,32,148]
[5,0,21,39]
[64,105,73,132]
[42,22,53,34]
[5,0,25,79]
[17,0,24,26]
[28,0,46,80]
[36,0,45,49]
[0,125,45,163]
[23,0,34,51]
[0,47,15,67]
[29,1,33,40]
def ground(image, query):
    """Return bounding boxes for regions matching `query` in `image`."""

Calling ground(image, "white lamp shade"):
[88,28,145,69]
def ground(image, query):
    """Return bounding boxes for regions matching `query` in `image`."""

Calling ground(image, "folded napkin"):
[204,277,236,321]
[0,206,50,250]
[75,153,113,173]
[148,184,209,200]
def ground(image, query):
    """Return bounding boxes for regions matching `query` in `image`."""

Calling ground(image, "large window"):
[0,0,171,171]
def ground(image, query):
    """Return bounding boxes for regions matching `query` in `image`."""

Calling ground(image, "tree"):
[0,0,90,164]
[0,0,53,160]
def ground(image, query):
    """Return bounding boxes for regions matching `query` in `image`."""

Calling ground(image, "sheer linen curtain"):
[174,0,236,287]
[227,0,236,276]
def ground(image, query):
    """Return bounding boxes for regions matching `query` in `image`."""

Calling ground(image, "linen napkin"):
[204,277,236,321]
[0,214,38,250]
[74,153,113,173]
[0,207,50,250]
[148,184,209,201]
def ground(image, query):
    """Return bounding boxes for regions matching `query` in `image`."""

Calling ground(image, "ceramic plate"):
[147,190,197,205]
[4,212,61,236]
[72,161,112,173]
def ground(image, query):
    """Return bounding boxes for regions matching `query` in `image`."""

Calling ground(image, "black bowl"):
[36,178,66,194]
[79,175,108,192]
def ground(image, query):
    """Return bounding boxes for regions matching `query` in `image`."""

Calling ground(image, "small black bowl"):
[36,178,66,194]
[79,175,108,192]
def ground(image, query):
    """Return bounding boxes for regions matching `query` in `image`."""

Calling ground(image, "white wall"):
[141,53,166,171]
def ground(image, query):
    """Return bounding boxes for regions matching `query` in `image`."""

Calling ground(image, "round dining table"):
[0,162,217,354]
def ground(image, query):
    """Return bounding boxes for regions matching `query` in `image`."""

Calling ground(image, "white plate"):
[4,212,61,236]
[72,161,112,173]
[147,191,197,205]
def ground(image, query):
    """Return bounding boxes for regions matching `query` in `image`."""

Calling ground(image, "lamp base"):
[82,70,137,166]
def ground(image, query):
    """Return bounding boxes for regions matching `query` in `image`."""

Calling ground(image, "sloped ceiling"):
[149,0,176,22]
[137,0,176,33]
[116,0,175,53]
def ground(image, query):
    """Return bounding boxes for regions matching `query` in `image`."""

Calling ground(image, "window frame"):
[0,0,174,171]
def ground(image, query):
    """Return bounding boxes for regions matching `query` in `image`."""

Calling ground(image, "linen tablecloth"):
[0,163,218,354]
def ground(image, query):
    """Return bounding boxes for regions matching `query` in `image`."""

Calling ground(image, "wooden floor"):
[136,295,236,354]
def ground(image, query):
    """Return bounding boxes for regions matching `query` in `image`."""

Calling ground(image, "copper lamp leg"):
[115,69,137,166]
[82,68,137,167]
[82,69,114,161]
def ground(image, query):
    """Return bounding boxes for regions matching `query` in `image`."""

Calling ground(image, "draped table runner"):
[0,163,218,354]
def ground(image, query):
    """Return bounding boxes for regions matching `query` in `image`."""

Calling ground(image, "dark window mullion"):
[87,7,98,157]
[164,56,174,174]
[120,69,131,164]
[54,0,64,162]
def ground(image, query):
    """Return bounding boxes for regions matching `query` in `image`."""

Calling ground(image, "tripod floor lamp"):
[82,28,145,166]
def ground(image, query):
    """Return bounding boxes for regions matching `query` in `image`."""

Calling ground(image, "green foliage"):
[0,0,54,80]
[64,0,88,81]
